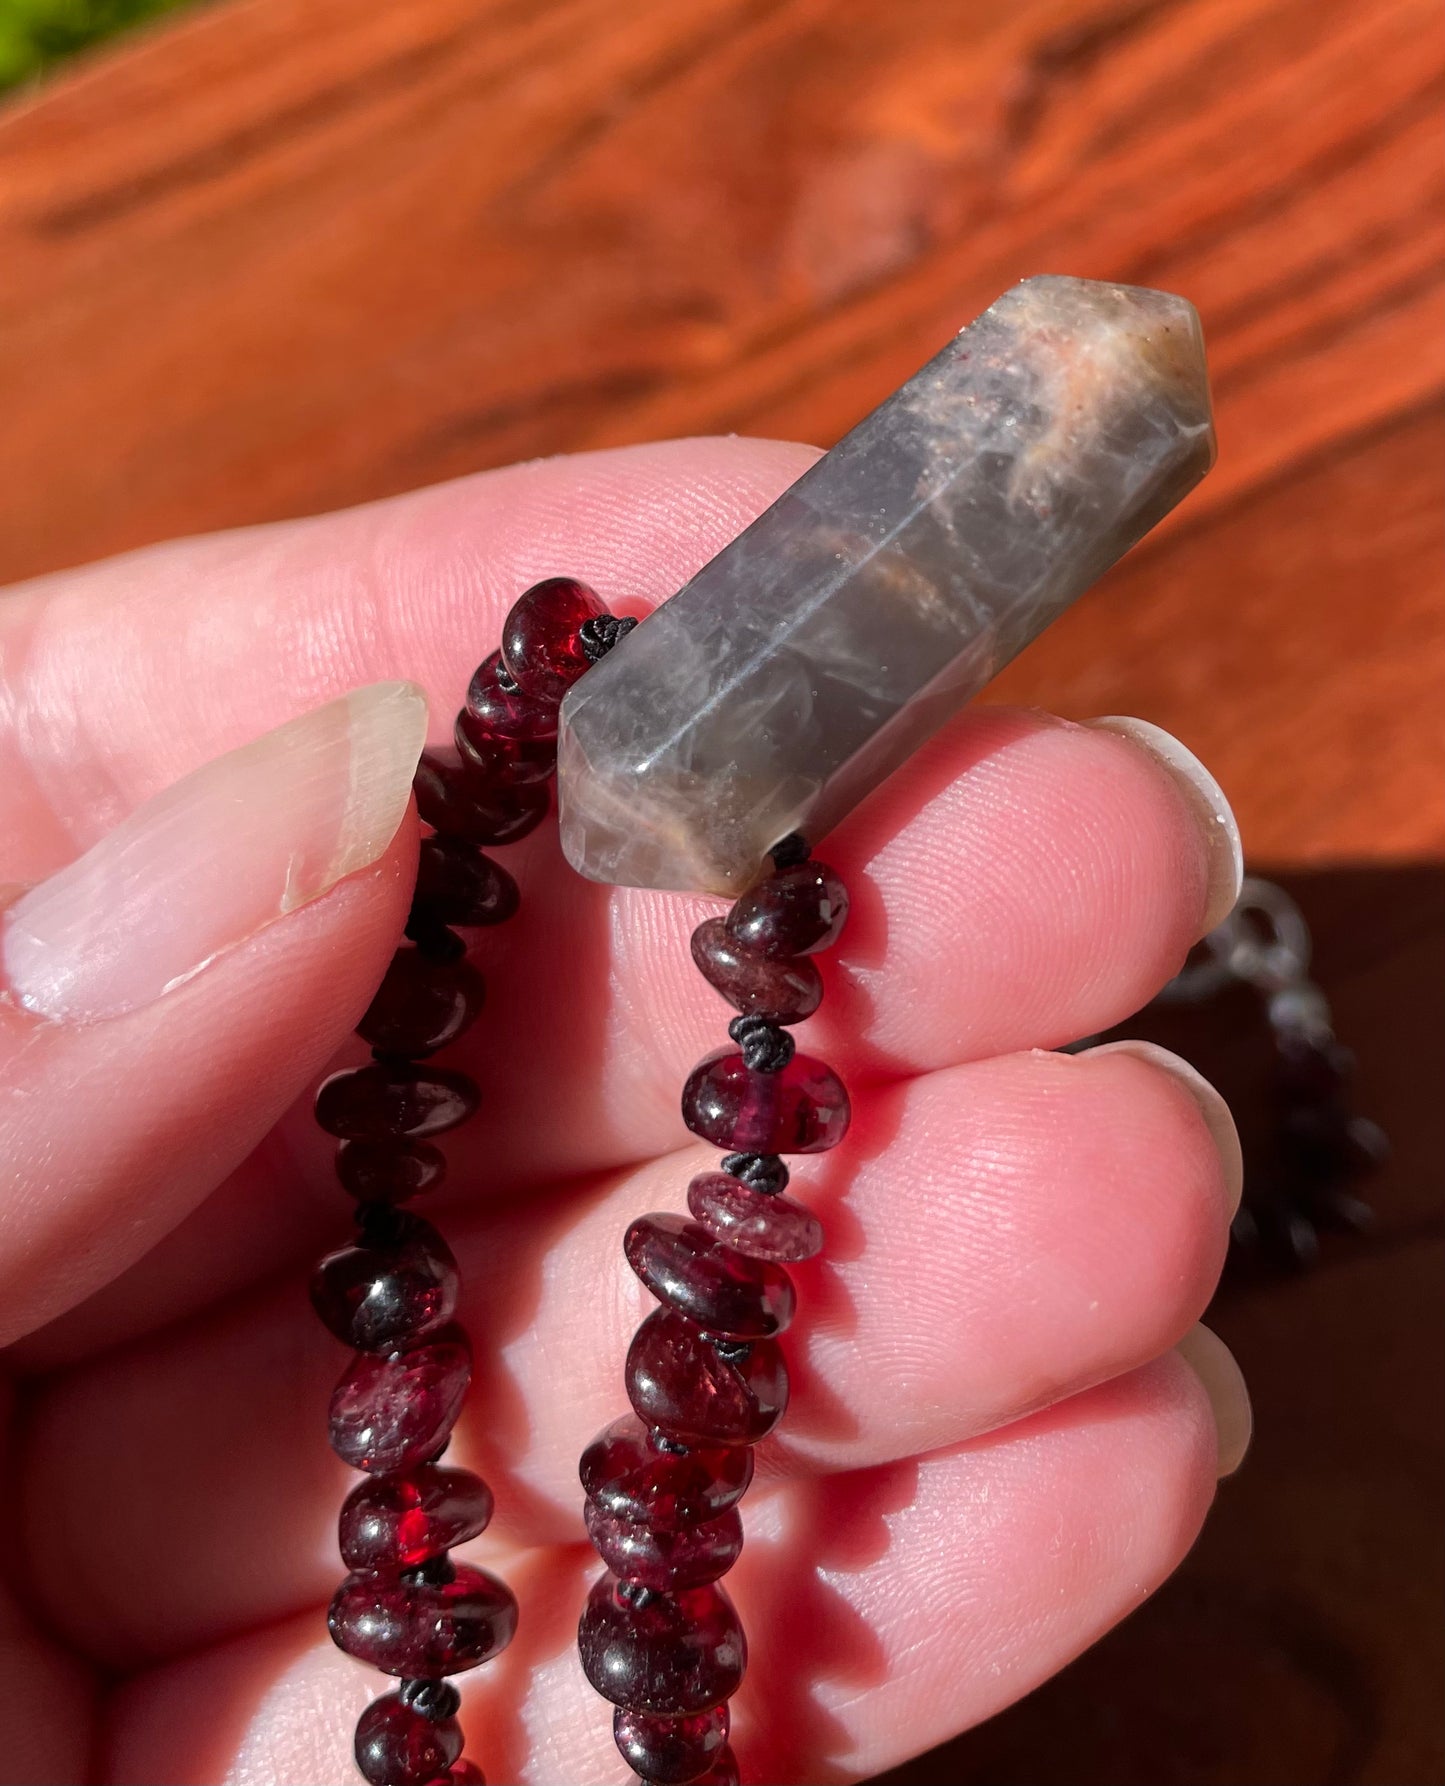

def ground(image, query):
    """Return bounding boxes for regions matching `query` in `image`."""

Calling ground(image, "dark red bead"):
[414,749,550,847]
[311,1212,458,1351]
[501,576,606,701]
[690,918,823,1023]
[627,1309,788,1447]
[444,1764,486,1784]
[681,1049,850,1154]
[336,1140,447,1204]
[686,1171,823,1263]
[339,1464,493,1570]
[725,861,848,957]
[357,950,486,1059]
[578,1572,746,1714]
[467,649,560,740]
[682,1747,741,1786]
[580,1415,753,1532]
[454,707,557,787]
[329,1561,518,1677]
[587,1499,743,1591]
[614,1704,730,1784]
[414,837,520,929]
[316,1063,478,1141]
[625,1214,795,1339]
[354,1692,463,1786]
[329,1327,471,1473]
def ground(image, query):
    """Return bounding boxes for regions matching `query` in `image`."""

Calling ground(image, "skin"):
[0,437,1246,1786]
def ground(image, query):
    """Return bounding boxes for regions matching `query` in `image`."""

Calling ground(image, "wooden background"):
[0,1,1441,1781]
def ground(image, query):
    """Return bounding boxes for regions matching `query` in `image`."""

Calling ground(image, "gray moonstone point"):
[557,275,1215,893]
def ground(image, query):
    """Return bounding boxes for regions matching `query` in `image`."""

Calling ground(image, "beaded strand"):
[310,577,629,1786]
[577,842,851,1786]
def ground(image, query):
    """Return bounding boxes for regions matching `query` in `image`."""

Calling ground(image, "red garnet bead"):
[358,950,486,1059]
[414,749,550,847]
[725,860,849,958]
[311,1212,459,1351]
[578,1572,746,1714]
[686,1171,824,1263]
[625,1214,796,1339]
[690,917,823,1023]
[444,1766,486,1785]
[580,1415,753,1532]
[613,1704,730,1785]
[501,576,607,702]
[626,1308,788,1447]
[454,707,557,787]
[671,1748,740,1786]
[681,1048,850,1154]
[316,1063,479,1142]
[336,1140,447,1204]
[329,1327,471,1473]
[414,837,520,929]
[466,649,560,741]
[586,1500,743,1591]
[329,1562,518,1677]
[339,1464,494,1571]
[354,1692,463,1786]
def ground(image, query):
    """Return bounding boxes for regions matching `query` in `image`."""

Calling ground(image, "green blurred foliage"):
[0,0,195,91]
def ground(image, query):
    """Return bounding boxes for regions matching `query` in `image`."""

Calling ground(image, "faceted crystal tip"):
[559,276,1215,894]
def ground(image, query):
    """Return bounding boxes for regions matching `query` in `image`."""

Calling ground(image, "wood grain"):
[0,0,1441,864]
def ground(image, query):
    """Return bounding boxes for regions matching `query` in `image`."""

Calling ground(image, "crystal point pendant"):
[557,275,1214,894]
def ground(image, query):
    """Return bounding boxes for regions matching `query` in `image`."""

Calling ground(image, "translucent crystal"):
[558,276,1214,893]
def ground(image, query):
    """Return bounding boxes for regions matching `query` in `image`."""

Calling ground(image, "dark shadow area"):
[872,863,1445,1786]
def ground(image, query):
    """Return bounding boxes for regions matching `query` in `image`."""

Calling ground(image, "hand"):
[0,437,1250,1785]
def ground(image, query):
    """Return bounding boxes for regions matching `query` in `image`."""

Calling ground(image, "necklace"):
[304,274,1214,1786]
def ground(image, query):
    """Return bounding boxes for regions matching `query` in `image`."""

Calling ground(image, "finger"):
[21,699,1240,1373]
[0,686,425,1342]
[0,438,822,878]
[99,1358,1221,1785]
[24,1041,1237,1658]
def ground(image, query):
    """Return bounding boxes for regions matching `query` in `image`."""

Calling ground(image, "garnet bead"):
[613,1704,730,1784]
[687,1171,824,1262]
[501,576,607,701]
[626,1308,788,1447]
[725,860,849,957]
[681,1048,850,1154]
[329,1328,471,1473]
[671,1747,740,1786]
[580,1415,754,1531]
[354,1692,463,1786]
[586,1500,744,1590]
[329,1562,518,1677]
[358,950,487,1059]
[578,1572,746,1714]
[336,1140,447,1204]
[414,749,551,846]
[625,1214,796,1338]
[311,1212,459,1351]
[414,837,520,929]
[316,1063,479,1142]
[454,707,557,786]
[445,1765,486,1785]
[466,649,560,740]
[690,917,823,1023]
[340,1464,494,1570]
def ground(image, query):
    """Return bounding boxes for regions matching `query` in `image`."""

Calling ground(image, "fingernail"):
[1084,716,1243,935]
[1174,1322,1252,1476]
[1083,1039,1244,1216]
[3,683,427,1021]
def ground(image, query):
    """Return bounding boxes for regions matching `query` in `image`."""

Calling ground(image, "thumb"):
[0,681,426,1345]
